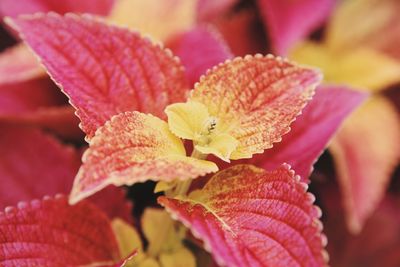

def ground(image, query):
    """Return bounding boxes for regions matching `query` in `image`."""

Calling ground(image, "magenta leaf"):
[257,0,335,55]
[0,125,133,222]
[0,195,121,266]
[7,13,189,140]
[168,25,233,86]
[250,85,368,182]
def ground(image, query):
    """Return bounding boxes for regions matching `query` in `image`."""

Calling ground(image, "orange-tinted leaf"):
[8,13,189,140]
[190,55,321,159]
[70,111,217,204]
[168,25,233,86]
[257,0,335,55]
[0,0,115,17]
[330,96,400,233]
[0,195,120,266]
[250,85,367,182]
[159,164,328,267]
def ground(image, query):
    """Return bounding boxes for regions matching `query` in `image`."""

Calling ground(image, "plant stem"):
[173,149,207,197]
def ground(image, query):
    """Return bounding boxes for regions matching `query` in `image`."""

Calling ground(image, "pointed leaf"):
[257,0,335,55]
[330,96,400,233]
[7,13,189,139]
[109,0,196,41]
[112,218,144,263]
[190,54,321,159]
[159,164,328,267]
[0,195,120,266]
[0,0,115,17]
[70,111,217,204]
[250,85,368,182]
[168,26,233,86]
[0,125,133,222]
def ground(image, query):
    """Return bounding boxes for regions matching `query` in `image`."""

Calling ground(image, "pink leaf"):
[330,96,400,233]
[0,77,67,116]
[168,25,233,86]
[7,13,189,140]
[0,44,45,85]
[0,125,133,222]
[0,0,115,17]
[0,195,121,266]
[159,164,328,267]
[88,185,133,224]
[0,45,83,139]
[317,176,400,267]
[257,0,335,55]
[250,85,368,182]
[1,106,84,141]
[0,125,80,208]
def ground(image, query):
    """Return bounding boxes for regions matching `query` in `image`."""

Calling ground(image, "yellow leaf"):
[142,208,182,256]
[165,101,211,141]
[290,41,400,91]
[166,101,239,161]
[109,0,197,41]
[326,0,399,51]
[159,248,196,267]
[154,181,178,193]
[195,133,239,162]
[139,258,160,267]
[112,218,145,266]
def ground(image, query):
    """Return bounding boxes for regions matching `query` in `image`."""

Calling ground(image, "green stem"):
[173,149,207,197]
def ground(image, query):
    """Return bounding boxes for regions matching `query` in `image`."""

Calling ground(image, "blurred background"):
[0,0,399,266]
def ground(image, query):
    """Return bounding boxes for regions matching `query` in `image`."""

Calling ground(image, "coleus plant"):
[0,12,366,266]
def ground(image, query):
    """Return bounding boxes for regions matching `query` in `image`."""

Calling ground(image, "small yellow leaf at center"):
[165,101,239,161]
